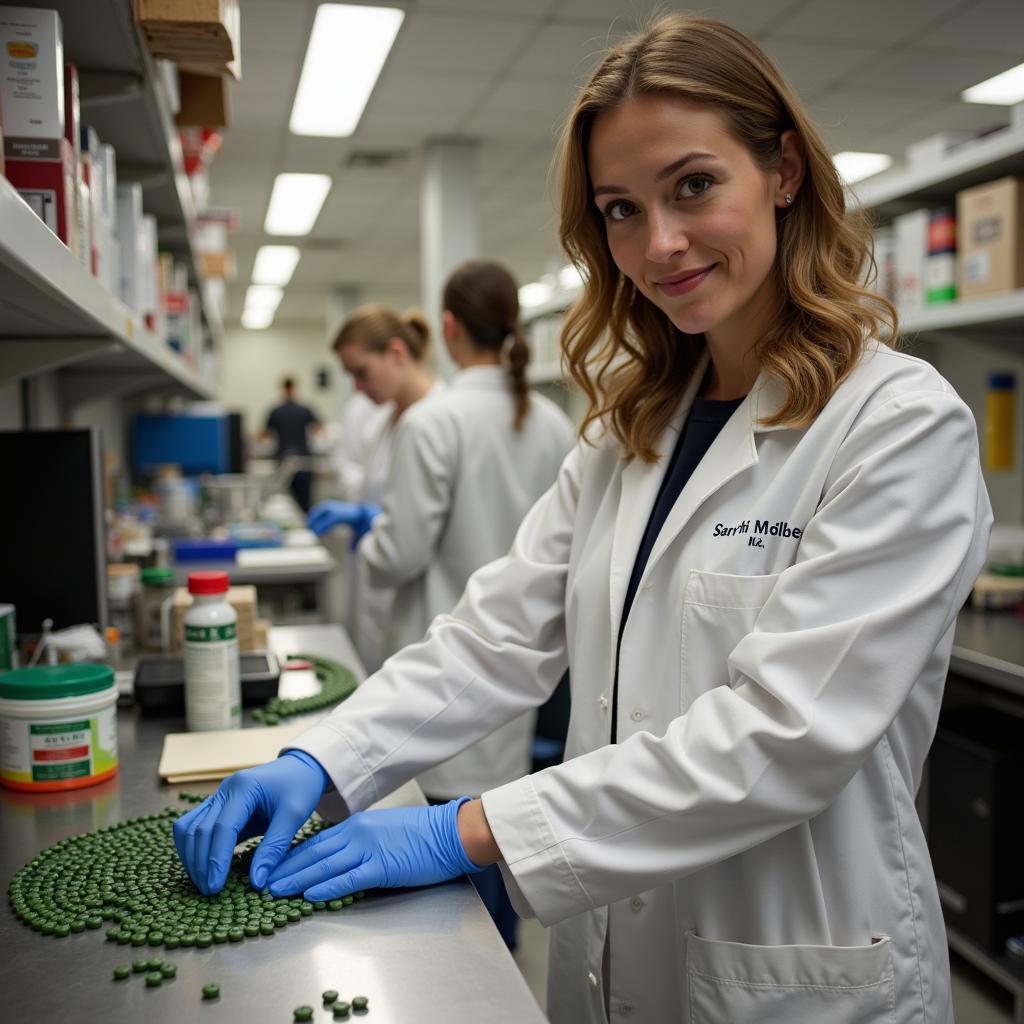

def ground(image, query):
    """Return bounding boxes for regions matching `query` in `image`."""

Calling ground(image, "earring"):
[785,193,794,205]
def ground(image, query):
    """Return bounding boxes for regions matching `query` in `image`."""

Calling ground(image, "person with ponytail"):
[309,304,442,673]
[336,259,573,946]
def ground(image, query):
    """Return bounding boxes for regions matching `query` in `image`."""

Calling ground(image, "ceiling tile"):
[915,0,1024,56]
[553,0,797,37]
[773,0,965,45]
[387,11,541,75]
[848,49,1017,97]
[508,21,630,83]
[758,38,884,97]
[240,0,315,54]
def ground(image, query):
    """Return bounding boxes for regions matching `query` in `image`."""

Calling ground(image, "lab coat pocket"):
[686,931,896,1024]
[680,570,779,709]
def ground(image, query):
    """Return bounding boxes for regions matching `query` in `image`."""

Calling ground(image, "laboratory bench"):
[0,623,545,1023]
[942,608,1024,1023]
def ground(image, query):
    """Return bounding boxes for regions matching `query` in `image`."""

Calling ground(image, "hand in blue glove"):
[307,500,382,546]
[265,797,484,902]
[172,750,330,896]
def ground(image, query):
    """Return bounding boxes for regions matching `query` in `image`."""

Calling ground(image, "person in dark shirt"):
[263,377,321,512]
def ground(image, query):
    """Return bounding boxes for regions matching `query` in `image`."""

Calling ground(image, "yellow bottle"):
[985,373,1015,472]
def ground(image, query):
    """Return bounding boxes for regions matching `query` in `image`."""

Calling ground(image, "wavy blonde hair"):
[558,13,897,462]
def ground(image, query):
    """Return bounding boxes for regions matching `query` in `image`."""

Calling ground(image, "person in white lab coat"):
[309,305,440,672]
[176,15,992,1024]
[348,259,575,946]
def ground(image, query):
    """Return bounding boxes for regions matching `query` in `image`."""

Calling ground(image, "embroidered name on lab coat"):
[713,519,803,548]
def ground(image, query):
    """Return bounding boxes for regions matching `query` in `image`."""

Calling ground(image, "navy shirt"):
[265,400,318,459]
[611,394,746,742]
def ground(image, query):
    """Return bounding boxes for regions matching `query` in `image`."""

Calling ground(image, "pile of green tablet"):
[7,806,364,946]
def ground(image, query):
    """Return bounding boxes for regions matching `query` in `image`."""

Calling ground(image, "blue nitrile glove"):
[171,750,330,896]
[265,796,484,902]
[307,500,382,546]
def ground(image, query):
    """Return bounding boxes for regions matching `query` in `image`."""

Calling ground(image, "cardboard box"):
[141,212,160,331]
[198,249,234,278]
[5,137,74,246]
[174,70,229,128]
[957,177,1024,299]
[136,0,241,80]
[0,6,63,138]
[893,208,930,314]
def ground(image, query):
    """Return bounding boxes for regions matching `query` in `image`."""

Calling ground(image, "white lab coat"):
[296,343,991,1024]
[357,364,575,796]
[340,387,440,674]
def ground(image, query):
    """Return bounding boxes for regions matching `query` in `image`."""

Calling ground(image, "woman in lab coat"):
[177,15,991,1024]
[350,259,575,945]
[310,305,440,672]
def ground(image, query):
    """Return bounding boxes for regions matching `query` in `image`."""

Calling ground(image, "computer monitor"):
[0,428,107,637]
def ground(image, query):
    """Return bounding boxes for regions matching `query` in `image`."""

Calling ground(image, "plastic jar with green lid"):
[0,664,118,792]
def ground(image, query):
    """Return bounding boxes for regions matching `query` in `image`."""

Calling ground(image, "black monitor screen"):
[0,428,107,637]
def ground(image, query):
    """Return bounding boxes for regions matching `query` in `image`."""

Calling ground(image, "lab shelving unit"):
[0,0,221,408]
[856,123,1024,1019]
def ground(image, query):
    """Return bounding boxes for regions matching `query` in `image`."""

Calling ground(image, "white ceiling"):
[210,0,1023,328]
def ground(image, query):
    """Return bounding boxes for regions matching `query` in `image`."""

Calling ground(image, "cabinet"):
[0,0,220,408]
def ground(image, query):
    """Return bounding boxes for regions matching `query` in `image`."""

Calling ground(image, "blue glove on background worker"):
[307,500,381,544]
[172,750,329,895]
[265,798,485,901]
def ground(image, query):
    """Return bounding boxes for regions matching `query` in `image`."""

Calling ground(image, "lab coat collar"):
[449,364,508,390]
[608,351,791,633]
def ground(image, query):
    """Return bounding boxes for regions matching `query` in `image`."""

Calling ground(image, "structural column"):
[420,139,480,379]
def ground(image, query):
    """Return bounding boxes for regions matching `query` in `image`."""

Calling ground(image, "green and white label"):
[184,622,241,731]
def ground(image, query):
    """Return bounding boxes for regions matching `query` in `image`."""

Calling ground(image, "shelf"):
[898,289,1024,341]
[850,124,1024,221]
[31,0,224,346]
[0,176,213,401]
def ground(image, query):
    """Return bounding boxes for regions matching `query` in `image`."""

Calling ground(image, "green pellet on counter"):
[322,990,339,1004]
[160,963,177,978]
[250,653,357,723]
[352,996,368,1011]
[333,1001,351,1019]
[7,805,336,954]
[132,959,148,973]
[202,983,220,1000]
[294,1007,314,1022]
[145,971,163,988]
[113,965,131,980]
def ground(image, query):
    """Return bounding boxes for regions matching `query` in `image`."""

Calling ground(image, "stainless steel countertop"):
[0,624,545,1023]
[952,608,1024,699]
[171,552,337,585]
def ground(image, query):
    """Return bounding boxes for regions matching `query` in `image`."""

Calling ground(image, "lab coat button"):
[630,896,644,911]
[630,709,643,721]
[587,971,599,989]
[598,695,609,710]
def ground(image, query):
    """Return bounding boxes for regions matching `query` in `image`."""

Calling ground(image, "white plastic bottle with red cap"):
[183,571,241,732]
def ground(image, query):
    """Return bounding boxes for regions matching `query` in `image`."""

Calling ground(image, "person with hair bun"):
[316,259,574,945]
[310,304,442,672]
[178,16,990,1022]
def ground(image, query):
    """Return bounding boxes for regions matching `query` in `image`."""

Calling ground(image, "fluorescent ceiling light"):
[833,151,892,185]
[558,264,583,291]
[962,62,1024,105]
[264,173,332,236]
[241,308,275,330]
[290,4,405,137]
[519,281,554,309]
[244,285,284,312]
[252,245,301,286]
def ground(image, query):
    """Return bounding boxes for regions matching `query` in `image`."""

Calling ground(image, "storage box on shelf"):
[135,0,241,80]
[857,123,1024,340]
